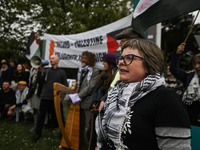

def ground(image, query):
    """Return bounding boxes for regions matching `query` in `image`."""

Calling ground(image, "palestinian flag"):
[132,0,200,32]
[194,35,200,48]
[26,31,41,60]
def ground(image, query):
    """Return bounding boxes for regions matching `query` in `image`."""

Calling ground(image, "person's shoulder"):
[152,86,172,94]
[92,67,99,72]
[9,88,16,94]
[148,86,180,101]
[153,86,185,108]
[57,68,66,74]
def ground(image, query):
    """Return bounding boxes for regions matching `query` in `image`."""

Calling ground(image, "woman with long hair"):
[11,64,26,91]
[89,52,117,150]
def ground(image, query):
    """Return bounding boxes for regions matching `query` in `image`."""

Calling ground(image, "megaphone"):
[30,55,49,68]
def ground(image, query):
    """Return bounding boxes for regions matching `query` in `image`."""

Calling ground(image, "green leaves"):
[161,14,200,71]
[0,0,132,63]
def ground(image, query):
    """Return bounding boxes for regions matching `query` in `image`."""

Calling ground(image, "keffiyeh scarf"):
[77,65,93,89]
[182,71,200,105]
[95,74,165,150]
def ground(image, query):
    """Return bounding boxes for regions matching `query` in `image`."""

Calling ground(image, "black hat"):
[116,28,144,40]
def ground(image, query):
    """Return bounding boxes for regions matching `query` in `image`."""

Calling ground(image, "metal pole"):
[184,10,200,43]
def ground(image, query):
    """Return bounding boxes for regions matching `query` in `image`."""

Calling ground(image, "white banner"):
[43,14,132,70]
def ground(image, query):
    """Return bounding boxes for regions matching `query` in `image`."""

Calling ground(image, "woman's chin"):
[120,77,128,83]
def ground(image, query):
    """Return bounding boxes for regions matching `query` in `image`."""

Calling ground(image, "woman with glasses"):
[95,39,191,150]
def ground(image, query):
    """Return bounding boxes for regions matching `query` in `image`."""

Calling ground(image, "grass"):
[0,102,88,150]
[0,117,61,150]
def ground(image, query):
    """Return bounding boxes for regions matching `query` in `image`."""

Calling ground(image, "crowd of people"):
[1,27,200,149]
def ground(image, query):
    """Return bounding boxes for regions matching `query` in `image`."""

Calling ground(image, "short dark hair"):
[122,39,164,75]
[82,51,96,67]
[3,80,11,85]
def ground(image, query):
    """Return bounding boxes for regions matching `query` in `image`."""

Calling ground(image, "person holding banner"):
[69,51,99,146]
[95,39,191,150]
[32,55,68,142]
[170,43,200,126]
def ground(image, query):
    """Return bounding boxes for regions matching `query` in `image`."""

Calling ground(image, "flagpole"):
[184,10,200,43]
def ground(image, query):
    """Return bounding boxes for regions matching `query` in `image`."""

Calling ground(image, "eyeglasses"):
[116,54,143,66]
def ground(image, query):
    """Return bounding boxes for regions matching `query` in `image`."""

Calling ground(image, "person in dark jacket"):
[10,64,26,92]
[170,42,200,126]
[26,67,44,132]
[13,64,26,83]
[0,61,9,88]
[8,58,17,82]
[0,81,16,119]
[32,55,68,142]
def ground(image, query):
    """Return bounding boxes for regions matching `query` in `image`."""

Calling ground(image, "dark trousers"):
[79,108,91,145]
[36,99,61,135]
[80,108,86,144]
[186,101,200,127]
[88,112,98,150]
[0,104,11,119]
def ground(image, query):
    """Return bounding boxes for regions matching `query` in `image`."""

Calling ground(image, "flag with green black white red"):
[26,31,41,60]
[132,0,200,32]
[43,15,134,70]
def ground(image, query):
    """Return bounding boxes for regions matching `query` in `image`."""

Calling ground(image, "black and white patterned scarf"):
[95,74,165,150]
[77,65,93,89]
[182,71,200,105]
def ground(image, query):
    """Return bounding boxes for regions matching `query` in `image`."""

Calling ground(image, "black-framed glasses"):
[116,54,143,66]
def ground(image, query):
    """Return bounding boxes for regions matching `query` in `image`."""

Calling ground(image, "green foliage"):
[161,14,200,71]
[0,0,133,63]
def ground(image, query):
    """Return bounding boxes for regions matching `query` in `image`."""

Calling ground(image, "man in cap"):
[7,81,29,122]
